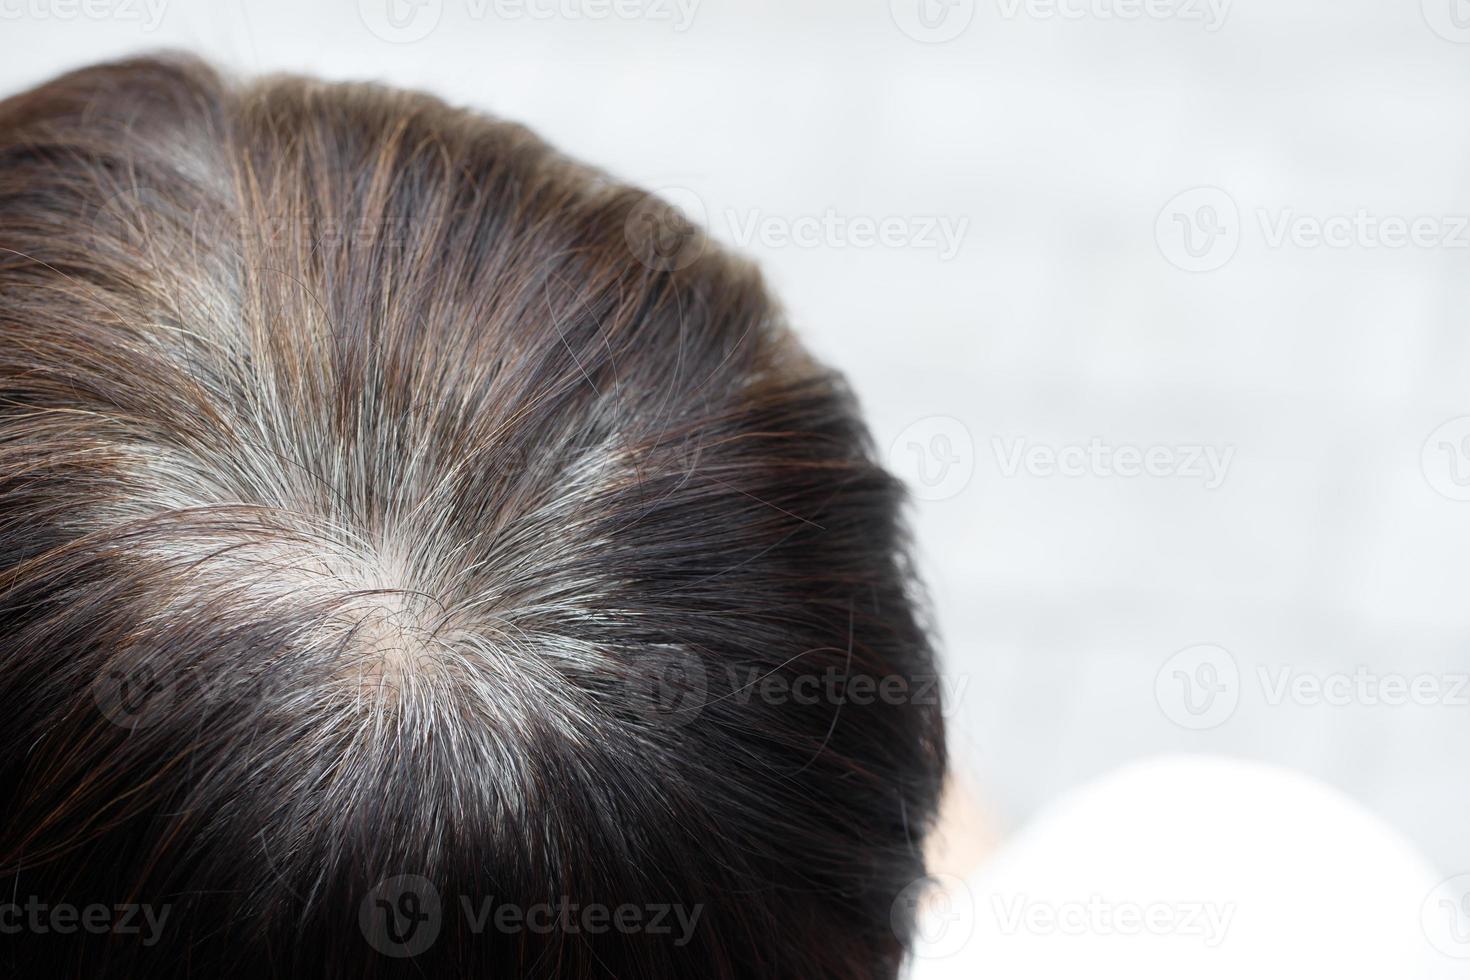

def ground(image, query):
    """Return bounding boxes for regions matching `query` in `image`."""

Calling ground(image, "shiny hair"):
[0,55,945,979]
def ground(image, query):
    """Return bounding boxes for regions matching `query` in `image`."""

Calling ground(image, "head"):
[0,55,945,978]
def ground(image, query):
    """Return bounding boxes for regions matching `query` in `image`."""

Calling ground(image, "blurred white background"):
[3,0,1469,915]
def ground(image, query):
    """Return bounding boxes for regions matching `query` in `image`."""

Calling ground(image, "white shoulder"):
[909,755,1459,979]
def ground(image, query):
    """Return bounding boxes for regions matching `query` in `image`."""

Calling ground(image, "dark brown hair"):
[0,54,945,979]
